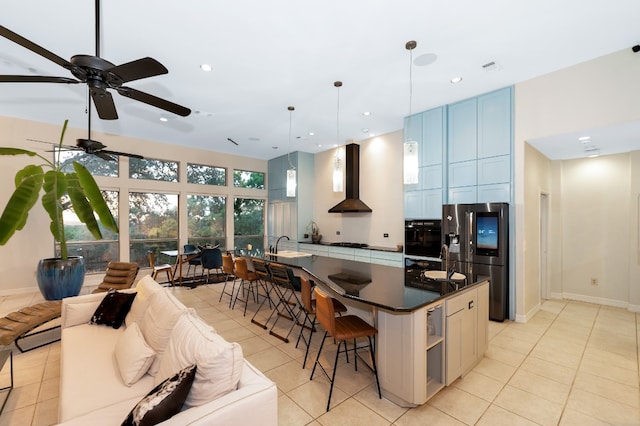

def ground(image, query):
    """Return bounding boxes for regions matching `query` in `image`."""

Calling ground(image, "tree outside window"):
[187,195,226,249]
[233,170,264,189]
[234,198,264,255]
[187,163,226,186]
[130,158,178,182]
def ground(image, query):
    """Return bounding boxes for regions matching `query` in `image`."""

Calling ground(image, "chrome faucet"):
[440,244,450,274]
[275,235,290,254]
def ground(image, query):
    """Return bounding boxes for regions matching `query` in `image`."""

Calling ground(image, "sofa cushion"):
[122,364,196,426]
[156,312,243,408]
[125,275,164,327]
[115,322,156,386]
[90,290,137,329]
[139,289,189,376]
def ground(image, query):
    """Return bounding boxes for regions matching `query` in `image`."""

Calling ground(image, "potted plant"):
[0,120,118,299]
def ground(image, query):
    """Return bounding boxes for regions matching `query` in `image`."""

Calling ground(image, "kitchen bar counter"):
[262,253,482,312]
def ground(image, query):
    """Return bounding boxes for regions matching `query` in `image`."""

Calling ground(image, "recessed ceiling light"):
[362,128,369,133]
[450,77,463,84]
[308,132,315,136]
[159,116,168,122]
[362,111,371,116]
[200,64,212,72]
[578,136,591,142]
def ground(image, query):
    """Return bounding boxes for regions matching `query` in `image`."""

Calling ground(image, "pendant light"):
[403,40,419,185]
[333,81,344,192]
[286,106,297,197]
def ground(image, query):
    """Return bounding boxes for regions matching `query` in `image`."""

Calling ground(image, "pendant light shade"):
[403,40,419,185]
[286,106,296,197]
[333,81,344,192]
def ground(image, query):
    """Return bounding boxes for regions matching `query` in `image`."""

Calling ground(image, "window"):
[129,158,178,182]
[56,149,118,177]
[187,195,226,249]
[187,163,226,186]
[233,198,264,255]
[56,190,119,273]
[233,170,264,189]
[129,192,179,268]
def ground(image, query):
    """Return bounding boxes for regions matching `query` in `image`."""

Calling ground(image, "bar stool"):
[219,253,237,307]
[147,251,174,285]
[310,287,381,412]
[296,276,347,368]
[232,257,259,316]
[250,259,275,329]
[265,262,303,343]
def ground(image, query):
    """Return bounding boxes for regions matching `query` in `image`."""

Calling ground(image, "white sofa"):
[56,275,277,425]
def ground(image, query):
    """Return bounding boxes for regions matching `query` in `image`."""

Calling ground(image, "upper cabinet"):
[404,87,513,218]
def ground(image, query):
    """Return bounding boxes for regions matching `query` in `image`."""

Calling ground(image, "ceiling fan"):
[0,0,191,120]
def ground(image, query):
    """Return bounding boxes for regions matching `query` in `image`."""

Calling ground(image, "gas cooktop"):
[329,242,369,248]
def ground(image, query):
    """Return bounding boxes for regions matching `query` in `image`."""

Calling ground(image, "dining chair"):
[295,276,347,368]
[310,287,381,411]
[147,251,174,286]
[201,248,223,283]
[183,244,202,278]
[219,253,237,307]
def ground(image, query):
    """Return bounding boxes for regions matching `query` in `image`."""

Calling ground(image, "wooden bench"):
[0,301,62,352]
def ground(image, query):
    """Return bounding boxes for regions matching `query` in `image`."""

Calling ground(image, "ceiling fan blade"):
[102,149,144,159]
[116,86,191,117]
[90,89,118,120]
[0,75,79,84]
[0,25,76,71]
[77,138,106,151]
[107,57,168,84]
[94,151,116,161]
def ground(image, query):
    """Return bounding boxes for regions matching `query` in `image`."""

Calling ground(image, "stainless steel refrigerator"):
[442,203,509,321]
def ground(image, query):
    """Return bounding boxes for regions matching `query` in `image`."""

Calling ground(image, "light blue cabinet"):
[448,187,477,204]
[448,161,476,188]
[477,184,510,203]
[447,98,477,163]
[477,88,512,158]
[477,155,510,185]
[422,108,445,166]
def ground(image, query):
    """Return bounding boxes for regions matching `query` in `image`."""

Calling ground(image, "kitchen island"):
[261,253,489,407]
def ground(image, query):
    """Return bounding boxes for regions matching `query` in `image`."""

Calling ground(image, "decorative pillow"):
[139,290,189,376]
[90,290,137,329]
[63,300,103,328]
[125,275,164,327]
[121,364,196,426]
[115,322,156,386]
[156,312,243,407]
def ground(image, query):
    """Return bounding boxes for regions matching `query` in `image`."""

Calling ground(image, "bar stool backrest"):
[252,259,271,282]
[234,257,250,280]
[314,288,336,336]
[300,276,314,314]
[222,253,234,275]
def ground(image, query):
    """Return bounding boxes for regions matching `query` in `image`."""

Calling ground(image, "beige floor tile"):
[476,404,539,426]
[573,370,640,408]
[3,382,40,412]
[540,299,566,315]
[316,397,390,426]
[36,378,58,403]
[519,356,576,385]
[354,384,408,423]
[494,385,563,426]
[0,403,35,426]
[566,388,640,425]
[278,394,314,426]
[31,397,57,426]
[582,346,638,374]
[287,379,349,417]
[488,320,509,341]
[507,369,571,404]
[265,360,312,393]
[217,323,258,342]
[472,357,517,383]
[490,333,537,355]
[500,324,545,343]
[484,344,527,368]
[395,403,466,425]
[427,385,490,425]
[529,343,582,369]
[245,345,293,372]
[578,354,638,387]
[331,360,377,396]
[559,408,614,425]
[237,335,274,356]
[451,370,504,402]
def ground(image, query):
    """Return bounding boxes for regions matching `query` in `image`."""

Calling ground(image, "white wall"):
[517,47,640,317]
[312,130,405,249]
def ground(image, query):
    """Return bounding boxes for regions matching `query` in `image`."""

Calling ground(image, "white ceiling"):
[1,0,639,160]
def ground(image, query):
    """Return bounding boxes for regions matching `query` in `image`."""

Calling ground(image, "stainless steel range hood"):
[328,143,372,213]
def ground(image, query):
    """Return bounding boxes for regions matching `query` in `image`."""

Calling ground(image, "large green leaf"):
[41,170,67,244]
[0,166,44,245]
[66,173,102,240]
[0,148,38,157]
[73,162,118,233]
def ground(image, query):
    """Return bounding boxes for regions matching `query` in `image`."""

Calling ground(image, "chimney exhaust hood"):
[328,143,372,213]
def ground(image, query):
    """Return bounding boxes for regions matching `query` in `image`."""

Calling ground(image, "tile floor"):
[0,280,638,425]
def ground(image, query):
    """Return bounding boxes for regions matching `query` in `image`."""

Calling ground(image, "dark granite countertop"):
[259,254,480,312]
[298,241,402,253]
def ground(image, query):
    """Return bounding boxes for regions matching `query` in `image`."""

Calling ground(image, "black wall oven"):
[404,219,442,258]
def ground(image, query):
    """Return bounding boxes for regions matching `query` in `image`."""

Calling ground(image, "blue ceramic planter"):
[36,257,85,300]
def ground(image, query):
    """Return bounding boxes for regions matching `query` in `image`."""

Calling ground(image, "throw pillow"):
[125,275,164,327]
[90,289,137,329]
[156,312,243,407]
[115,322,156,386]
[122,364,196,426]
